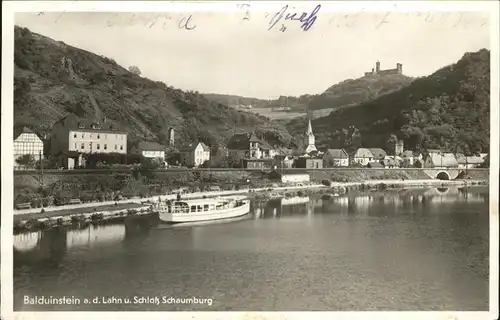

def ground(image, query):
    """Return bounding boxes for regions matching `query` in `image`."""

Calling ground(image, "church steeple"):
[307,118,313,136]
[304,117,317,154]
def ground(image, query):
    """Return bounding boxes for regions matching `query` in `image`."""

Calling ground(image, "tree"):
[128,65,142,76]
[16,154,36,169]
[385,134,398,156]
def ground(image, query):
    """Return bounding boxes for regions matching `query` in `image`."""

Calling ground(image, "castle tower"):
[168,128,175,147]
[376,61,381,73]
[396,63,403,74]
[304,118,317,154]
[395,140,404,155]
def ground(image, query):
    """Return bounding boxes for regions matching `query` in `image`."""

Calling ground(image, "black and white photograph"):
[1,1,498,319]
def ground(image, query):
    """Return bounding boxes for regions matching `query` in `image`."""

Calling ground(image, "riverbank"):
[14,203,152,233]
[14,178,488,216]
[14,168,489,211]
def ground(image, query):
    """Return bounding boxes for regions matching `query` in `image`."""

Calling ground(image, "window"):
[73,133,77,138]
[190,205,196,213]
[104,144,107,150]
[78,123,85,129]
[74,143,77,150]
[81,143,84,149]
[97,144,100,150]
[204,205,209,211]
[115,145,117,150]
[97,134,100,139]
[120,145,123,150]
[105,134,107,139]
[81,134,84,138]
[197,205,203,212]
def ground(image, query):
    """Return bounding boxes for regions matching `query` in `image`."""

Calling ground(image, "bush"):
[321,179,331,186]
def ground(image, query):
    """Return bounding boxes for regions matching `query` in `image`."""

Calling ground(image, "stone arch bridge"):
[423,169,463,180]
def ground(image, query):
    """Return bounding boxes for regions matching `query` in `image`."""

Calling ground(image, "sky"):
[15,5,490,99]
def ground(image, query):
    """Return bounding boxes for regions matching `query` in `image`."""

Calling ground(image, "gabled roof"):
[136,141,166,151]
[426,149,442,154]
[455,154,484,164]
[55,113,127,134]
[353,148,373,158]
[324,149,348,159]
[275,147,293,156]
[227,132,274,151]
[200,142,210,152]
[427,152,458,167]
[249,132,260,142]
[402,150,418,158]
[368,148,387,159]
[259,139,273,150]
[180,142,210,152]
[14,126,39,140]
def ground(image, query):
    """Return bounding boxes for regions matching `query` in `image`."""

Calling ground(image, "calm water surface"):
[14,187,489,311]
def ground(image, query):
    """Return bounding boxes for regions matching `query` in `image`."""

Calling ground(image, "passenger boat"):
[154,197,250,224]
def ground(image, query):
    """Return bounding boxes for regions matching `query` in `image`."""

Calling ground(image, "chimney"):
[376,61,380,73]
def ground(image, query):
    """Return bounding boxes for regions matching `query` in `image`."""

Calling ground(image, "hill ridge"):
[13,26,292,151]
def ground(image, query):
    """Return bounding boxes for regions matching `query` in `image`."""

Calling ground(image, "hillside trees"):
[128,65,142,76]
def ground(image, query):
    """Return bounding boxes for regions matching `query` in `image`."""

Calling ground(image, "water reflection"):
[13,186,489,311]
[14,187,488,259]
[67,224,126,249]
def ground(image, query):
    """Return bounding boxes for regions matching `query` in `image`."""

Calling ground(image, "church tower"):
[304,118,317,154]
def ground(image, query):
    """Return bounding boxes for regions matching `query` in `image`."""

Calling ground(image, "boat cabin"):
[157,198,236,214]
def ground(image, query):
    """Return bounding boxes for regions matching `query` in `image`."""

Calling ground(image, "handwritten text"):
[268,4,321,32]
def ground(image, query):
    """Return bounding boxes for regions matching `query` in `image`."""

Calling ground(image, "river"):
[13,186,489,311]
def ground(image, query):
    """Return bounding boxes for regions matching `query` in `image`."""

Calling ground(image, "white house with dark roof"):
[352,148,374,166]
[227,132,276,168]
[180,142,211,167]
[131,141,166,160]
[323,149,349,167]
[455,153,485,169]
[424,150,458,168]
[50,114,128,169]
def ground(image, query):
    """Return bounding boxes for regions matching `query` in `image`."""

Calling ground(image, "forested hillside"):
[13,26,292,151]
[287,49,490,155]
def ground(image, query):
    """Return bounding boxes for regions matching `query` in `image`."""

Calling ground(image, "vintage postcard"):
[1,1,499,320]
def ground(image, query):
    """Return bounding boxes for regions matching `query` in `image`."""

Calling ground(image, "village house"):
[368,148,388,161]
[131,141,166,161]
[455,153,485,169]
[227,132,276,168]
[423,150,459,168]
[323,149,349,167]
[180,142,211,167]
[401,150,423,167]
[50,114,128,169]
[352,148,374,166]
[273,155,294,169]
[13,127,45,169]
[294,155,323,169]
[380,156,397,168]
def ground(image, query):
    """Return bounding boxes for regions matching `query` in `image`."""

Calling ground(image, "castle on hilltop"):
[364,61,403,77]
